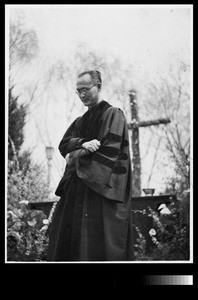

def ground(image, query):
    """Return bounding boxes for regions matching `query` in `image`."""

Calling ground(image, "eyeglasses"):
[76,85,96,96]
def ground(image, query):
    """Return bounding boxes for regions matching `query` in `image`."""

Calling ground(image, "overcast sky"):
[8,4,192,74]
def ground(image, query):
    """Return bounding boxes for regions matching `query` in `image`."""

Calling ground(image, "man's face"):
[76,74,100,108]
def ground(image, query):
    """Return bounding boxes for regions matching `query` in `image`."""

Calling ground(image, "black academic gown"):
[47,100,134,261]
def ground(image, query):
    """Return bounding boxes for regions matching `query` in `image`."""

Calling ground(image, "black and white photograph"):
[5,4,193,271]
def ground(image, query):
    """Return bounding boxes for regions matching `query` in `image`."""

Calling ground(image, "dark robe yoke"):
[47,100,134,261]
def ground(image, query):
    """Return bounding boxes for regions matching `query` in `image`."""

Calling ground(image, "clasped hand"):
[82,139,101,153]
[65,139,101,163]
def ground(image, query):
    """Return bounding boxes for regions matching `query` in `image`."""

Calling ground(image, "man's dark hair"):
[78,70,102,88]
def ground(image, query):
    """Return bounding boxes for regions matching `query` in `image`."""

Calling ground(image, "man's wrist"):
[76,138,88,148]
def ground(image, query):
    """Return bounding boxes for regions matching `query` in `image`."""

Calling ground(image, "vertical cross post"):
[128,90,171,197]
[129,89,141,197]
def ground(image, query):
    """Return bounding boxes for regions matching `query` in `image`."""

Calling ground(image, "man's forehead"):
[76,74,93,88]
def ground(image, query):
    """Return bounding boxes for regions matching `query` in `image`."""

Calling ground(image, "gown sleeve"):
[55,117,89,197]
[58,117,87,158]
[72,107,132,203]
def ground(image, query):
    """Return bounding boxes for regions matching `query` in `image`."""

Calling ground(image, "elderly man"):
[47,70,134,261]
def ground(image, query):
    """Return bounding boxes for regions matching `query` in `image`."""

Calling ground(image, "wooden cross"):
[128,89,171,197]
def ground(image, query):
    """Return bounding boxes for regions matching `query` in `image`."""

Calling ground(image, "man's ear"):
[98,83,101,91]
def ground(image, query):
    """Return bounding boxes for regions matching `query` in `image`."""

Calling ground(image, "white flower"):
[149,228,156,236]
[7,210,17,218]
[151,236,159,245]
[27,219,37,226]
[158,204,171,215]
[161,207,171,215]
[43,219,49,225]
[40,225,48,231]
[19,200,29,205]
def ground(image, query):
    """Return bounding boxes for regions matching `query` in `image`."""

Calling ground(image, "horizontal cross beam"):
[128,118,171,130]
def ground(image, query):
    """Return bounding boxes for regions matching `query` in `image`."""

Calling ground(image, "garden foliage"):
[7,156,51,262]
[133,191,190,261]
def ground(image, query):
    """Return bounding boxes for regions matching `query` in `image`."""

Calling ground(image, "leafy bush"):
[133,191,190,261]
[7,156,51,262]
[8,87,26,160]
